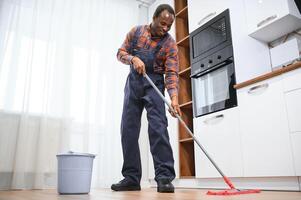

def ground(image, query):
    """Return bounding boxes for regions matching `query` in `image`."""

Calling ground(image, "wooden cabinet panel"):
[175,0,194,177]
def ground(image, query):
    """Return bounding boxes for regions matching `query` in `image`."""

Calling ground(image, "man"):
[111,4,181,193]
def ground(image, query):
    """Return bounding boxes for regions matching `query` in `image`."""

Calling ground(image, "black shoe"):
[111,179,141,191]
[157,179,174,193]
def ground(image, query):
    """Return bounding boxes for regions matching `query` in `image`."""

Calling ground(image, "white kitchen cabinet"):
[193,107,243,178]
[244,0,301,42]
[187,0,230,33]
[238,77,295,177]
[282,68,301,176]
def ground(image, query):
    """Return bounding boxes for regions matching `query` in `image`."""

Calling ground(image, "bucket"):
[56,151,96,194]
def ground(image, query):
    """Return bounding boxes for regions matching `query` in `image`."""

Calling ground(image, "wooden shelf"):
[179,67,191,77]
[179,142,195,176]
[176,35,189,47]
[179,176,196,179]
[178,45,190,72]
[179,100,192,109]
[178,107,193,139]
[175,6,188,19]
[175,0,194,178]
[175,0,187,13]
[179,137,193,143]
[179,76,192,104]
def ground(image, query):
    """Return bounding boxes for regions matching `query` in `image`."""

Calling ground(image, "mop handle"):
[143,73,226,179]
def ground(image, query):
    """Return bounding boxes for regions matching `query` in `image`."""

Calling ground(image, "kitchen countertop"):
[234,61,301,89]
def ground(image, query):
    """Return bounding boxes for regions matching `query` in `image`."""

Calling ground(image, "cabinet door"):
[188,0,230,33]
[193,108,243,178]
[284,85,301,176]
[244,0,289,33]
[244,0,301,42]
[285,89,301,133]
[238,77,295,177]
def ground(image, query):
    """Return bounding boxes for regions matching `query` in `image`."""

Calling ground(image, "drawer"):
[282,68,301,92]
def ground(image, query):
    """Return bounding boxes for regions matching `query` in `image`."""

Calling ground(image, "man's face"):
[152,10,174,37]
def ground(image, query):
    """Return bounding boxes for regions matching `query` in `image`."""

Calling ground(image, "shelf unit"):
[174,0,195,178]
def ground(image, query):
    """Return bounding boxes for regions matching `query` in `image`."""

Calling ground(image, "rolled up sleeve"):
[117,26,137,65]
[164,42,179,99]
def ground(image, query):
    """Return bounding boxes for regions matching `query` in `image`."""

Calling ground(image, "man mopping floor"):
[111,4,181,193]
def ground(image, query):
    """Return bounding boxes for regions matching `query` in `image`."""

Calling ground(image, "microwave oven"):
[189,9,232,65]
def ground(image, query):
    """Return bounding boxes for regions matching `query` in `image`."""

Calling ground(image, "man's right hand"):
[132,56,146,74]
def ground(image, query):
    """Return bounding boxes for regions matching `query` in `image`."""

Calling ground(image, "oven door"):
[191,61,237,117]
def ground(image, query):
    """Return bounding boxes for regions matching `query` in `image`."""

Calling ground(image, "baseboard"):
[149,177,301,191]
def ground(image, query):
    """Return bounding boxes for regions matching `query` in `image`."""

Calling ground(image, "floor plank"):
[0,188,300,200]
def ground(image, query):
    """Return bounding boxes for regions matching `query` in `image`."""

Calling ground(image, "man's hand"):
[132,56,146,74]
[169,96,181,118]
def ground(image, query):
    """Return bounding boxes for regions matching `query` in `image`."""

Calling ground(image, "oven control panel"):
[191,45,233,77]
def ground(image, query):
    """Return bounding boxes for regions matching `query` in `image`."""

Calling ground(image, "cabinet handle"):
[247,83,269,94]
[203,114,224,124]
[257,15,277,28]
[198,12,216,26]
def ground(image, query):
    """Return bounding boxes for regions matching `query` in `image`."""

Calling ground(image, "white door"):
[194,107,243,178]
[238,77,295,177]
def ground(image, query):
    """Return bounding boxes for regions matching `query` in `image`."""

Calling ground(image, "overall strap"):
[153,33,169,56]
[129,26,142,54]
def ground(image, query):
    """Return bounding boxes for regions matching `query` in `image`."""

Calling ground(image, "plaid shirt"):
[117,25,179,98]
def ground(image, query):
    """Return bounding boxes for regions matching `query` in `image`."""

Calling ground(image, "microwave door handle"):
[198,12,217,26]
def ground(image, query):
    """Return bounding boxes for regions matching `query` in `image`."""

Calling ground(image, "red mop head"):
[207,176,261,195]
[207,189,261,195]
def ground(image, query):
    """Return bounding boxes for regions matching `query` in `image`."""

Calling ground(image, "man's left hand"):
[169,96,182,118]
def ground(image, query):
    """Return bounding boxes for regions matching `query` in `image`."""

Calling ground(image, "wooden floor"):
[0,188,300,200]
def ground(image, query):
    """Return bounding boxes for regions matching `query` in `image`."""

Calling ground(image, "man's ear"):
[153,16,157,22]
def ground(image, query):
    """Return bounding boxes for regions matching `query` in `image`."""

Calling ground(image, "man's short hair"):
[153,4,175,18]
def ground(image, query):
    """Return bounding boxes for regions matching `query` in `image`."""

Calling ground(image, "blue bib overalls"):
[120,27,175,184]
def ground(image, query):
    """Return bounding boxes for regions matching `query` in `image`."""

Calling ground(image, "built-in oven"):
[191,47,237,117]
[190,9,237,117]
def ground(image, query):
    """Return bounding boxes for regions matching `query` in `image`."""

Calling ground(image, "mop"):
[143,73,261,195]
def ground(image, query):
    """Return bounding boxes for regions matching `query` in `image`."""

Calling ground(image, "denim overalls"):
[120,27,175,184]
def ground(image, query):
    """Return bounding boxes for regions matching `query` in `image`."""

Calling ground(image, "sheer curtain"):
[0,0,141,189]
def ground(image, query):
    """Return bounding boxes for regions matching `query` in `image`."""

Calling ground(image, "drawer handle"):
[203,114,224,124]
[248,83,269,94]
[198,12,216,26]
[257,15,277,27]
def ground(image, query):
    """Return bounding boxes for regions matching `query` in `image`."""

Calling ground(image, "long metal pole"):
[143,73,226,178]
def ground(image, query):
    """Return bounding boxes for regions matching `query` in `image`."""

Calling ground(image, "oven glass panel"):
[194,66,230,113]
[192,17,227,59]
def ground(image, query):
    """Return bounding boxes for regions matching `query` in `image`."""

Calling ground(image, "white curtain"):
[0,0,141,189]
